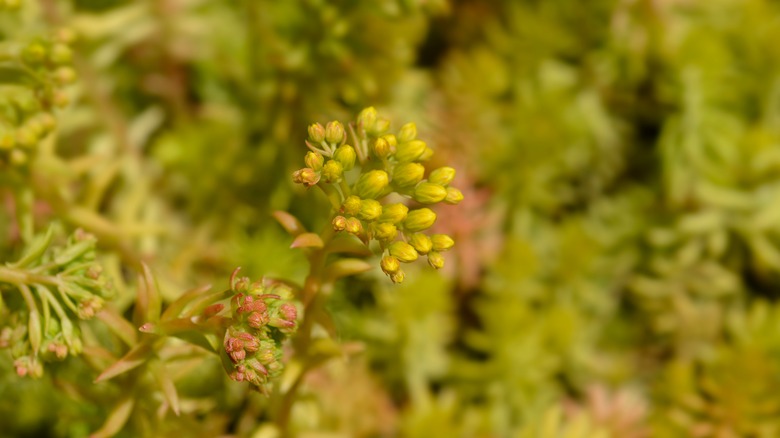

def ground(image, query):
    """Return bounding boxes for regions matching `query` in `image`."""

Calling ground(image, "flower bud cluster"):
[223,276,299,393]
[293,121,356,187]
[294,108,462,283]
[0,29,76,167]
[0,228,113,378]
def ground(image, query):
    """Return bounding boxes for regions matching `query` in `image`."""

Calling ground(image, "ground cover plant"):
[3,0,780,437]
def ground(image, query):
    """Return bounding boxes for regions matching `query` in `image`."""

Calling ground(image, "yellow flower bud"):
[379,203,409,223]
[398,122,417,143]
[409,233,432,255]
[305,151,324,171]
[444,187,464,205]
[332,216,347,231]
[308,123,325,142]
[373,118,390,134]
[334,145,356,170]
[431,234,454,251]
[354,170,389,199]
[428,251,445,270]
[21,43,46,65]
[292,167,321,188]
[325,121,345,144]
[388,241,418,263]
[54,67,77,86]
[345,217,363,234]
[429,167,456,186]
[394,140,427,163]
[419,147,434,162]
[374,222,398,242]
[413,183,447,204]
[380,134,398,148]
[381,255,400,274]
[341,195,362,216]
[358,107,377,132]
[321,160,343,182]
[390,270,405,284]
[359,199,383,221]
[393,162,425,187]
[403,208,436,232]
[373,137,391,159]
[49,43,73,65]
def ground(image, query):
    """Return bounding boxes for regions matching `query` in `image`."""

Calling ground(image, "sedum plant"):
[293,107,462,283]
[1,81,462,436]
[0,226,111,378]
[8,0,780,437]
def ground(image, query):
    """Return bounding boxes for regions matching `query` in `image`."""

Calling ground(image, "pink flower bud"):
[248,311,269,328]
[332,215,347,231]
[280,303,297,321]
[229,349,246,363]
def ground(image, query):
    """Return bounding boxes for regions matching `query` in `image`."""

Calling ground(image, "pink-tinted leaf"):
[181,288,234,318]
[138,322,157,334]
[90,396,134,438]
[290,232,324,249]
[142,263,161,322]
[199,315,232,332]
[133,263,161,326]
[201,303,224,319]
[141,319,220,352]
[143,317,200,335]
[173,331,219,353]
[80,346,118,374]
[82,346,118,361]
[95,342,153,383]
[161,283,213,320]
[150,360,180,416]
[97,307,138,346]
[272,211,306,236]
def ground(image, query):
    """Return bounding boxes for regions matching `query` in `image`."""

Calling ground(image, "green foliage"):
[3,0,780,437]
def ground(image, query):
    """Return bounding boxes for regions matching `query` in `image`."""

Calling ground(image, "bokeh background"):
[3,0,780,436]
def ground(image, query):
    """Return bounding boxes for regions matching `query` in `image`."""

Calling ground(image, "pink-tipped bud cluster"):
[223,275,299,393]
[0,227,113,379]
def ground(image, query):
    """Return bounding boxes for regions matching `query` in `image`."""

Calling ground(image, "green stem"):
[348,123,368,164]
[0,265,62,287]
[339,179,351,198]
[275,225,336,436]
[316,184,343,211]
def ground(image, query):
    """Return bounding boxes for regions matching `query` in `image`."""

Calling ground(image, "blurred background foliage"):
[3,0,780,436]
